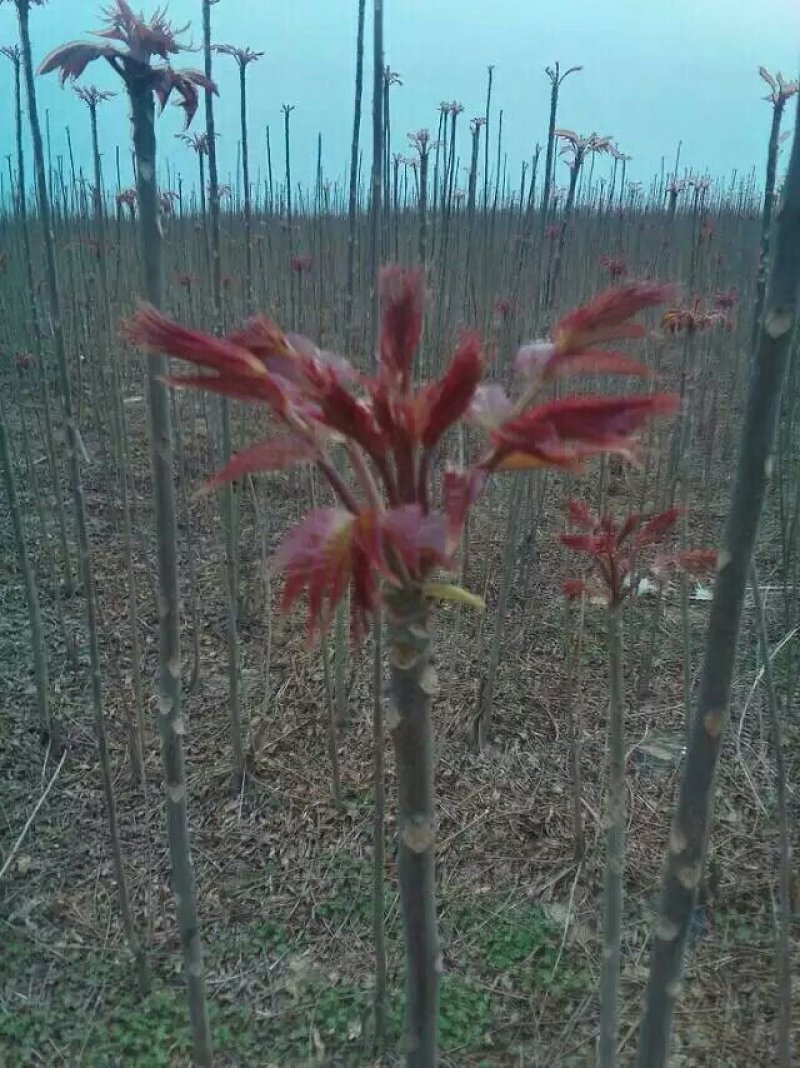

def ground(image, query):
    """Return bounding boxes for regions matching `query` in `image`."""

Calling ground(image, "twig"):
[0,750,67,883]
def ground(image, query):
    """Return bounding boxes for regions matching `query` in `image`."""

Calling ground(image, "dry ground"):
[1,394,798,1066]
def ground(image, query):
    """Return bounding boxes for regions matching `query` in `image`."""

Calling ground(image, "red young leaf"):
[420,332,484,447]
[202,436,316,492]
[274,504,452,640]
[39,43,114,84]
[653,548,719,577]
[379,266,425,392]
[563,578,588,599]
[634,506,681,547]
[302,362,387,458]
[275,509,367,637]
[552,282,675,355]
[126,304,292,415]
[559,532,607,554]
[567,499,600,531]
[494,443,607,472]
[675,549,718,575]
[443,467,486,553]
[516,343,650,381]
[491,393,678,467]
[382,505,450,576]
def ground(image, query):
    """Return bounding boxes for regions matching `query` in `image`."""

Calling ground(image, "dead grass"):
[1,394,798,1067]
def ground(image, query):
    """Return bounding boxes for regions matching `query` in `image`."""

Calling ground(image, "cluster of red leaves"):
[159,190,178,215]
[560,500,717,606]
[759,67,799,106]
[599,253,627,279]
[661,298,730,335]
[126,269,678,638]
[115,187,137,211]
[713,287,739,311]
[38,0,215,128]
[289,255,313,274]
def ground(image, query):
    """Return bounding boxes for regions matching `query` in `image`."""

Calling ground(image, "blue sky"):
[1,0,798,201]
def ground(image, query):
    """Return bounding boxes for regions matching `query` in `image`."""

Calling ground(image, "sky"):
[0,0,799,203]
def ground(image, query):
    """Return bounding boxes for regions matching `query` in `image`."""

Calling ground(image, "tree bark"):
[635,87,800,1068]
[599,602,626,1068]
[387,587,440,1067]
[0,411,49,737]
[128,76,212,1066]
[751,566,792,1068]
[18,0,145,991]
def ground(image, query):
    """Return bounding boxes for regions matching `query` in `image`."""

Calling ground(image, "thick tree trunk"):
[386,587,440,1067]
[129,77,212,1066]
[635,88,800,1068]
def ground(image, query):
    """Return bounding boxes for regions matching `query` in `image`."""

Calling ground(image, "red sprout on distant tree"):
[555,129,613,171]
[713,287,738,311]
[15,352,37,371]
[38,0,216,128]
[758,67,799,107]
[116,187,137,214]
[493,298,513,322]
[289,255,313,274]
[159,190,179,215]
[560,501,717,606]
[178,131,214,155]
[661,298,728,336]
[75,84,116,108]
[600,253,628,279]
[213,44,264,69]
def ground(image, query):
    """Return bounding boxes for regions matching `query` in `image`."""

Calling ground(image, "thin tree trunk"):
[635,88,800,1068]
[548,159,580,307]
[87,94,146,785]
[345,0,366,343]
[8,45,74,596]
[204,1,244,788]
[0,411,49,737]
[369,1,388,1052]
[540,68,559,236]
[751,102,785,354]
[475,474,522,749]
[18,0,145,992]
[751,565,792,1068]
[599,603,626,1068]
[371,611,387,1055]
[239,62,253,313]
[128,76,212,1066]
